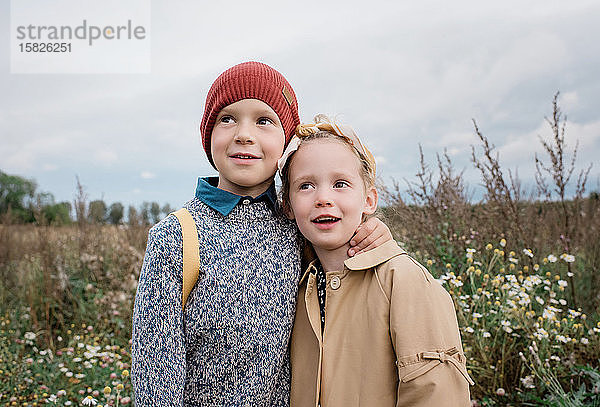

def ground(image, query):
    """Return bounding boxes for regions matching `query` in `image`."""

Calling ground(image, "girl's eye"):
[334,181,350,188]
[299,183,314,190]
[257,117,274,126]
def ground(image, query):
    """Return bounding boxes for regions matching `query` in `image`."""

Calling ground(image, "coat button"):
[330,276,341,290]
[242,199,251,205]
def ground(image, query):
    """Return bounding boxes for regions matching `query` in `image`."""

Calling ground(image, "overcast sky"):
[1,0,599,210]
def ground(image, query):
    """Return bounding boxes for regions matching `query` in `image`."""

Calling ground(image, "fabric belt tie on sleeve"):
[400,347,475,385]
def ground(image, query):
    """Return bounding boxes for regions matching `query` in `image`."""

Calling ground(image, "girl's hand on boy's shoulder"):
[348,217,393,256]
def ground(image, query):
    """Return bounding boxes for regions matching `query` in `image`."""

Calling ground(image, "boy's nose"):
[234,122,255,144]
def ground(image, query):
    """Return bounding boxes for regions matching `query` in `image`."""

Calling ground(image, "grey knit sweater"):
[131,197,302,406]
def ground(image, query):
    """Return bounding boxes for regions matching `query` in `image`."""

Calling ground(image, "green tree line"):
[0,170,173,226]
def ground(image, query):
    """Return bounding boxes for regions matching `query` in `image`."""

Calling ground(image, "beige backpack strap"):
[170,208,200,309]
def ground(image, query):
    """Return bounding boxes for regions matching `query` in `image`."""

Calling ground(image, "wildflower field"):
[1,95,599,405]
[414,239,600,406]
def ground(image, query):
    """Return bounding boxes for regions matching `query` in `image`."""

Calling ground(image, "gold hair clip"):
[277,117,376,176]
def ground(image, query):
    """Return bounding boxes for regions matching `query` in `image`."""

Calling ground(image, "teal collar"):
[194,177,277,216]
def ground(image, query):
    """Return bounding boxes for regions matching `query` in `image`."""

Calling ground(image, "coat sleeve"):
[131,218,186,406]
[387,255,473,407]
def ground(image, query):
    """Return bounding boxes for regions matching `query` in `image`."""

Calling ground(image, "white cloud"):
[140,171,155,179]
[485,32,569,94]
[3,150,35,172]
[375,156,387,165]
[430,131,480,150]
[561,91,579,112]
[493,118,600,182]
[93,150,118,165]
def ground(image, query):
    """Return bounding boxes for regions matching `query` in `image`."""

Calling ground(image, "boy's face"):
[211,99,285,197]
[287,139,377,252]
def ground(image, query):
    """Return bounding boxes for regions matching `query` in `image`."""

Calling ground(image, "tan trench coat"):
[290,240,473,407]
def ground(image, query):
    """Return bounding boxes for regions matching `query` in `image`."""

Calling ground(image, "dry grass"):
[0,223,148,348]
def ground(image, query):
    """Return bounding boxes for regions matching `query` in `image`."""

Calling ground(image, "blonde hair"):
[280,114,376,212]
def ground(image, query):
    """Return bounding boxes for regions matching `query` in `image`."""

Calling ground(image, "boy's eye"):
[334,181,350,188]
[219,115,235,124]
[257,117,274,126]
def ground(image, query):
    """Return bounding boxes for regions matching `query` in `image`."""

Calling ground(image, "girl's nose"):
[315,193,333,208]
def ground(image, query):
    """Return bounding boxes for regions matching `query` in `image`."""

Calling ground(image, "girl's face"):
[287,139,378,252]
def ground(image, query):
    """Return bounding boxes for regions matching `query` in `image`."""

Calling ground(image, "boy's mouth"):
[229,153,260,160]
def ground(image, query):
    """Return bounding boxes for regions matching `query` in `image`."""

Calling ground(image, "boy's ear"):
[363,186,378,216]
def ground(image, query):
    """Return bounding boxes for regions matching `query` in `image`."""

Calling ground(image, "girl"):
[279,115,474,407]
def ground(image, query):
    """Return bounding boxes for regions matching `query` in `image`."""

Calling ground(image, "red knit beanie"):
[200,61,300,169]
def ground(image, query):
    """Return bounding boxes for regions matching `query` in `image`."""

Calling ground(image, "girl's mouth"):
[312,215,341,225]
